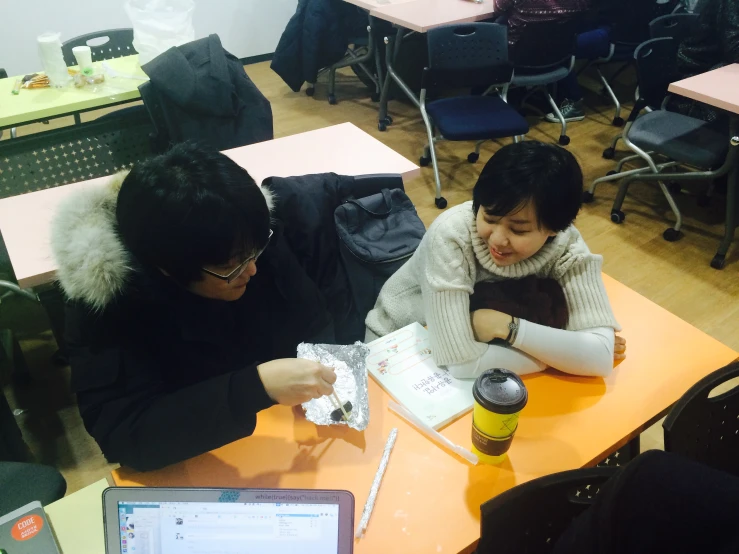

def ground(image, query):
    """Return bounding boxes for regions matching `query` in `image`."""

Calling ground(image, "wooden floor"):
[2,60,738,494]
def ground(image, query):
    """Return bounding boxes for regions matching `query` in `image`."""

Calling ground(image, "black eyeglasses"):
[202,229,273,283]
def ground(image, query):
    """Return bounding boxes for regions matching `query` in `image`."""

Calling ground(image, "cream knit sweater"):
[365,201,621,366]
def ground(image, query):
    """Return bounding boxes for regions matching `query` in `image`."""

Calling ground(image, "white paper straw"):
[355,427,398,539]
[388,401,478,465]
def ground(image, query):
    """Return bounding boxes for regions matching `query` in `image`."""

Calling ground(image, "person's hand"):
[614,335,627,361]
[257,359,337,406]
[471,309,511,343]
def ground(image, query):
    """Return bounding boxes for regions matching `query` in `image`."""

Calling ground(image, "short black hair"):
[472,141,583,232]
[116,143,271,285]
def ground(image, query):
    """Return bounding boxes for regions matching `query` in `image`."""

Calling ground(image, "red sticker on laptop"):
[11,514,43,541]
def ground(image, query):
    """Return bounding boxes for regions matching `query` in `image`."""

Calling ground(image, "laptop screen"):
[117,501,340,554]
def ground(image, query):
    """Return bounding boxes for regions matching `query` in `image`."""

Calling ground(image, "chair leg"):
[546,93,569,146]
[420,110,445,208]
[658,179,684,233]
[615,153,646,173]
[612,176,634,213]
[596,67,623,126]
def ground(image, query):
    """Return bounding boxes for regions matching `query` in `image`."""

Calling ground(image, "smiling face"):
[476,200,557,266]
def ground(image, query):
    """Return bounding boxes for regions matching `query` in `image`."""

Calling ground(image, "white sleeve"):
[445,343,547,379]
[512,321,615,377]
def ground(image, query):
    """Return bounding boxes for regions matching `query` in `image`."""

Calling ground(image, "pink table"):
[669,65,739,269]
[0,123,419,289]
[370,0,496,33]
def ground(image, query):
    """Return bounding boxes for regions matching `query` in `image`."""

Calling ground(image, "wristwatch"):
[505,316,519,345]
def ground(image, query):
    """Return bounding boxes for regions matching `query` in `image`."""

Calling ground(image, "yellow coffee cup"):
[471,369,528,464]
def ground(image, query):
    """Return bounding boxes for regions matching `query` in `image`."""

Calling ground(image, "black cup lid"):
[473,369,528,415]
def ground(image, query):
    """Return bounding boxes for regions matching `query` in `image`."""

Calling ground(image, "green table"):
[0,55,147,131]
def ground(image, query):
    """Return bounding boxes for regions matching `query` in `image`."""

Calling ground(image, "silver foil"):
[298,342,370,431]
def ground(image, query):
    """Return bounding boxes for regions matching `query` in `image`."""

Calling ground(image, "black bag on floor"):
[334,188,425,341]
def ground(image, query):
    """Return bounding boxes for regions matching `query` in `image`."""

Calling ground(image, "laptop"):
[103,487,355,554]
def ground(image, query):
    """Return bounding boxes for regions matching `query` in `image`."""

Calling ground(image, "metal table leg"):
[711,119,739,270]
[377,26,421,132]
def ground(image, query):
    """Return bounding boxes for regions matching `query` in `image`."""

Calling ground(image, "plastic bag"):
[124,0,195,65]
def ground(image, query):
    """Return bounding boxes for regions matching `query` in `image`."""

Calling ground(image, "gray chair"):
[584,38,737,247]
[510,18,579,146]
[61,29,142,125]
[61,28,136,67]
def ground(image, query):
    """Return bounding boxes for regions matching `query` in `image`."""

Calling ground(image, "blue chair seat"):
[426,96,529,141]
[630,110,728,169]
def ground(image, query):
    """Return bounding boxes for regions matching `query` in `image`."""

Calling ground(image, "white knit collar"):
[463,202,571,279]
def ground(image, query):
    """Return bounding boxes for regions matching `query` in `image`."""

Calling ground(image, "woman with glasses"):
[52,143,337,471]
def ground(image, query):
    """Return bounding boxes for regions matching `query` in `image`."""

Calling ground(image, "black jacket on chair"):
[53,180,332,472]
[264,173,405,344]
[271,0,366,92]
[142,34,274,151]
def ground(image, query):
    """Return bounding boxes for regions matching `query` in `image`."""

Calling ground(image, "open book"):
[366,322,474,429]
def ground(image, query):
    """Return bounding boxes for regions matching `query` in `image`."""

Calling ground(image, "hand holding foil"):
[299,342,370,431]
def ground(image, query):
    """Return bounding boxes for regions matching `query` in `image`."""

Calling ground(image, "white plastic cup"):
[72,45,93,72]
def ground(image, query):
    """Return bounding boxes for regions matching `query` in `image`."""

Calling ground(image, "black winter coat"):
[142,34,274,151]
[271,0,366,92]
[57,180,333,471]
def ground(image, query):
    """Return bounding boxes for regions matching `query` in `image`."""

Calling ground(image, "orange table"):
[113,274,737,554]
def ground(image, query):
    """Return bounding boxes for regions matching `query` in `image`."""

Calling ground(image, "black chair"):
[0,462,67,515]
[663,361,739,478]
[419,22,529,208]
[510,18,580,145]
[649,13,700,41]
[592,0,679,126]
[61,28,136,67]
[477,466,617,554]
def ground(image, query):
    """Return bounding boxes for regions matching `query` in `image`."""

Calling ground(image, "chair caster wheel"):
[610,210,625,224]
[559,135,571,146]
[467,152,479,163]
[697,193,711,207]
[328,94,337,105]
[612,117,625,127]
[435,197,448,209]
[306,87,315,97]
[420,155,431,167]
[603,147,615,160]
[371,92,380,102]
[663,228,682,242]
[607,170,618,176]
[711,254,726,269]
[667,182,682,195]
[582,191,595,203]
[378,119,389,132]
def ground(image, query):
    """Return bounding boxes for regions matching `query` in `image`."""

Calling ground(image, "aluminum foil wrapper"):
[298,342,370,431]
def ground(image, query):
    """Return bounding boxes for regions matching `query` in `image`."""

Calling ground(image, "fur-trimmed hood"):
[50,171,274,311]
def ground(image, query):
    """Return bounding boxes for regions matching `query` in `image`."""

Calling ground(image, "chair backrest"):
[477,467,617,554]
[509,18,579,72]
[663,361,739,477]
[0,109,154,199]
[424,23,511,90]
[609,0,680,45]
[61,29,136,66]
[633,37,680,110]
[649,13,700,41]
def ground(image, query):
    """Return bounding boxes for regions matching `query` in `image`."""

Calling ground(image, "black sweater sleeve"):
[68,326,275,472]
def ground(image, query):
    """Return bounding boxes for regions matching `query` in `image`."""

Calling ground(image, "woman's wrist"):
[471,309,512,343]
